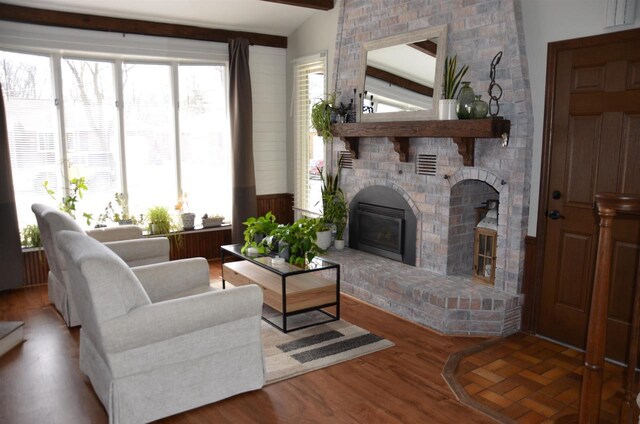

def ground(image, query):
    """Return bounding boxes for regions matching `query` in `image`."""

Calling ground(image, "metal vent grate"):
[338,151,354,169]
[416,154,437,176]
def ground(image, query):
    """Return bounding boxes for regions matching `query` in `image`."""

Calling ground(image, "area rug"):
[262,319,394,384]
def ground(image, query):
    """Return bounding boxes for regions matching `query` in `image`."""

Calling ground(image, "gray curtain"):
[0,83,24,290]
[229,38,257,244]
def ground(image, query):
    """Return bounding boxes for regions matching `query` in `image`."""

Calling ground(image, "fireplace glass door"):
[357,203,405,261]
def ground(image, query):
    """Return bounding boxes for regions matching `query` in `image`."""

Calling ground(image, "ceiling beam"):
[409,40,438,58]
[366,66,434,98]
[0,3,288,49]
[260,0,334,11]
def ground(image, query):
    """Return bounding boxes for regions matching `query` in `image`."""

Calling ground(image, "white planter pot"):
[334,239,345,250]
[438,99,458,120]
[316,230,332,250]
[181,213,196,230]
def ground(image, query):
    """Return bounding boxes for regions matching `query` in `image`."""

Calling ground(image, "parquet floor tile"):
[444,333,633,423]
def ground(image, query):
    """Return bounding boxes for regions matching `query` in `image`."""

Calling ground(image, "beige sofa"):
[56,230,265,424]
[32,203,170,326]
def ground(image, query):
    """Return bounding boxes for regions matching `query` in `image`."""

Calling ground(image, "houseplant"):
[242,211,279,254]
[44,176,93,226]
[440,55,468,120]
[20,224,41,248]
[147,205,174,235]
[311,92,336,141]
[97,192,132,226]
[283,217,324,267]
[323,190,349,250]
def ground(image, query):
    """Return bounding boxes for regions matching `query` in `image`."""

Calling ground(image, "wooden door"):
[537,29,640,362]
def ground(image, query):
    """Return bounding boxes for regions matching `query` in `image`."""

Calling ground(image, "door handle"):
[547,210,565,220]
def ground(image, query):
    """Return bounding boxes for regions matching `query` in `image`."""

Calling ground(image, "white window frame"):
[1,22,232,226]
[292,52,327,219]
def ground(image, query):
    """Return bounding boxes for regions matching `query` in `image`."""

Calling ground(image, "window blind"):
[293,56,325,215]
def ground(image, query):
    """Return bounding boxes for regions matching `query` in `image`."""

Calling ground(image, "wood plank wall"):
[257,193,294,224]
[20,193,294,286]
[22,249,49,287]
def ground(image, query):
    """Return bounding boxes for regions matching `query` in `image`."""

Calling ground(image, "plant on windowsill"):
[97,192,132,227]
[147,206,174,235]
[311,92,337,141]
[20,224,41,249]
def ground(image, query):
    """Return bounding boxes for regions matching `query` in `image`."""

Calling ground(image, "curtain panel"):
[228,38,257,244]
[0,83,25,290]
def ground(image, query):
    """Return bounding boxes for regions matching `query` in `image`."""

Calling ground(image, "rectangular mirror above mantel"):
[357,25,448,122]
[331,118,511,167]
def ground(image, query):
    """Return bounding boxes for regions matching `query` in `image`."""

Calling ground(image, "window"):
[1,50,231,229]
[293,54,326,216]
[1,51,63,225]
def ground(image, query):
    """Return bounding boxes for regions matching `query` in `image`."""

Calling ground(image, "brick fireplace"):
[323,0,533,336]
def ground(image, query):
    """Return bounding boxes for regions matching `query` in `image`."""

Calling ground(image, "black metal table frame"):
[221,244,340,333]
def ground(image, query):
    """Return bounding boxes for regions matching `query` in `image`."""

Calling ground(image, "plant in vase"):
[440,55,468,120]
[324,190,349,250]
[97,192,132,227]
[147,206,174,235]
[20,224,41,248]
[284,217,323,267]
[241,211,279,254]
[175,193,195,230]
[311,92,337,141]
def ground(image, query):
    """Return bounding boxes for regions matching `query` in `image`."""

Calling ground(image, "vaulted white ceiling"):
[2,0,322,36]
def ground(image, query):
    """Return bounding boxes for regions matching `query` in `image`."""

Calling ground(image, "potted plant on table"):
[242,211,279,254]
[283,217,324,267]
[440,55,468,120]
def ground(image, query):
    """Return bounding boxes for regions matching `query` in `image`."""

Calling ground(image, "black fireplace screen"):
[348,185,417,266]
[356,203,404,261]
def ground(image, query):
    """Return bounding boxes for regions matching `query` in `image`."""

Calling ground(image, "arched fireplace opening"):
[447,179,499,277]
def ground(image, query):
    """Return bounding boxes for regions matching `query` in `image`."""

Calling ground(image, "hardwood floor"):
[0,261,498,423]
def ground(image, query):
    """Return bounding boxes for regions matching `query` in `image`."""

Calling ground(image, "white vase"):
[438,99,458,120]
[334,239,345,250]
[316,230,332,250]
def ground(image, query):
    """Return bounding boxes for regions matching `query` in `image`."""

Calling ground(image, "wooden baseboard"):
[521,235,537,332]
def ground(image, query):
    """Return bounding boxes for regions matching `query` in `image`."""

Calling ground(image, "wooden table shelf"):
[331,117,511,167]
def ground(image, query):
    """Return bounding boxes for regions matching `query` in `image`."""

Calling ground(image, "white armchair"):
[32,203,170,326]
[56,230,264,424]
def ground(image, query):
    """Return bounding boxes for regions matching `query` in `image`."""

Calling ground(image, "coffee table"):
[220,244,340,332]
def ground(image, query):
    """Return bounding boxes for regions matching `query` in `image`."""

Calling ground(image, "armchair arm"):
[103,237,170,267]
[100,285,263,353]
[86,225,143,242]
[132,258,210,302]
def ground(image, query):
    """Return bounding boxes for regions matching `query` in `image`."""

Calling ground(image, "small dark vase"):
[470,95,489,119]
[456,82,475,119]
[278,240,290,261]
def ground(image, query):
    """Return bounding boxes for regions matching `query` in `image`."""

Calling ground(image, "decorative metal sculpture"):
[488,51,503,118]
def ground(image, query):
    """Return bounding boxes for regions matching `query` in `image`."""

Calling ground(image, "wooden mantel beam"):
[0,3,288,49]
[260,0,334,10]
